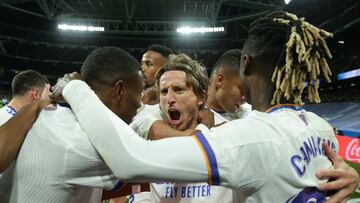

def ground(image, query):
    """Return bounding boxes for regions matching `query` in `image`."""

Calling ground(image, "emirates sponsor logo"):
[345,139,360,162]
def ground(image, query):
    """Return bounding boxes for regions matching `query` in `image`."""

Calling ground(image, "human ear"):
[113,80,125,100]
[243,55,252,76]
[214,73,224,89]
[197,91,207,107]
[31,89,40,100]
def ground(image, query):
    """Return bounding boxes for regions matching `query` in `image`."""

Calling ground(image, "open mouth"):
[168,109,181,126]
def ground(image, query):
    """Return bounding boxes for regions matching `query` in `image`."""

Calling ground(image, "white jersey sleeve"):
[129,104,164,139]
[63,80,212,184]
[0,106,15,125]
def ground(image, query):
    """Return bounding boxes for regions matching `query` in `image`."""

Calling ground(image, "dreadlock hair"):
[243,11,333,105]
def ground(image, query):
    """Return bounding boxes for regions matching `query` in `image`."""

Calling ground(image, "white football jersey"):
[132,182,233,203]
[214,102,252,121]
[0,105,16,125]
[0,104,120,203]
[63,80,338,203]
[130,105,232,203]
[130,104,165,140]
[202,105,338,202]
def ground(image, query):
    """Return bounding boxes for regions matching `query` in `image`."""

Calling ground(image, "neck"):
[248,78,274,112]
[206,102,223,112]
[206,96,223,113]
[206,85,224,112]
[8,97,30,112]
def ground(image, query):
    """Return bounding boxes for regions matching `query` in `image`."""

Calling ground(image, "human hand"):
[317,143,360,203]
[40,83,51,99]
[50,72,82,102]
[36,83,53,109]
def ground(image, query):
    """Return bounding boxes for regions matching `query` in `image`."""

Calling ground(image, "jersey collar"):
[5,105,16,116]
[266,103,303,114]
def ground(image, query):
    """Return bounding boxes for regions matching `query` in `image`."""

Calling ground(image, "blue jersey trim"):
[111,181,124,191]
[5,105,16,116]
[286,187,327,203]
[194,132,220,185]
[57,103,72,109]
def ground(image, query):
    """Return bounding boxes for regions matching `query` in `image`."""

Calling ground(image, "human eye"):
[173,86,185,94]
[160,88,168,95]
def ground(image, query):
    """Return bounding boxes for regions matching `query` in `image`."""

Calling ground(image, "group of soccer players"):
[0,11,359,203]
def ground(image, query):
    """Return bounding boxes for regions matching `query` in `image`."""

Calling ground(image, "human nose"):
[141,64,146,72]
[166,89,176,105]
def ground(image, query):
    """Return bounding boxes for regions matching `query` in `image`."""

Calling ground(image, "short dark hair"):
[11,70,48,96]
[211,49,241,77]
[147,44,173,58]
[81,47,141,85]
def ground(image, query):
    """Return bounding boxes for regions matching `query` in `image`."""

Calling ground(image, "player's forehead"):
[159,70,187,88]
[142,51,163,62]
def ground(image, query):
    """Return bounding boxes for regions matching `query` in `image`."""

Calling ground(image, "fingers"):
[317,166,357,190]
[69,72,82,80]
[38,98,54,109]
[40,83,51,99]
[64,72,82,81]
[317,174,347,191]
[49,71,81,103]
[324,189,350,203]
[317,165,359,203]
[323,143,342,168]
[316,165,351,180]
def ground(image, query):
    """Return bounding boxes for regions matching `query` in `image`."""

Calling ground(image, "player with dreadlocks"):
[48,11,359,203]
[269,12,333,105]
[239,11,333,109]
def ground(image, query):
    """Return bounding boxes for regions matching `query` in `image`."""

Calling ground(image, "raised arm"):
[148,120,194,140]
[0,98,51,172]
[129,105,194,140]
[63,80,215,184]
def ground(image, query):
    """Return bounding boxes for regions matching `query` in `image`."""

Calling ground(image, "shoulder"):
[304,110,332,126]
[34,105,82,137]
[206,111,276,145]
[139,104,163,116]
[211,109,229,125]
[237,102,252,118]
[215,110,271,130]
[131,104,164,125]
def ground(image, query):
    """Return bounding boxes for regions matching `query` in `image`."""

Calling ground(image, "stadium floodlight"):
[176,26,224,34]
[284,0,291,4]
[337,68,360,80]
[58,24,105,32]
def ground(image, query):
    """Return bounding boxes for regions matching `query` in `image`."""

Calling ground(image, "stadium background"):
[0,0,359,201]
